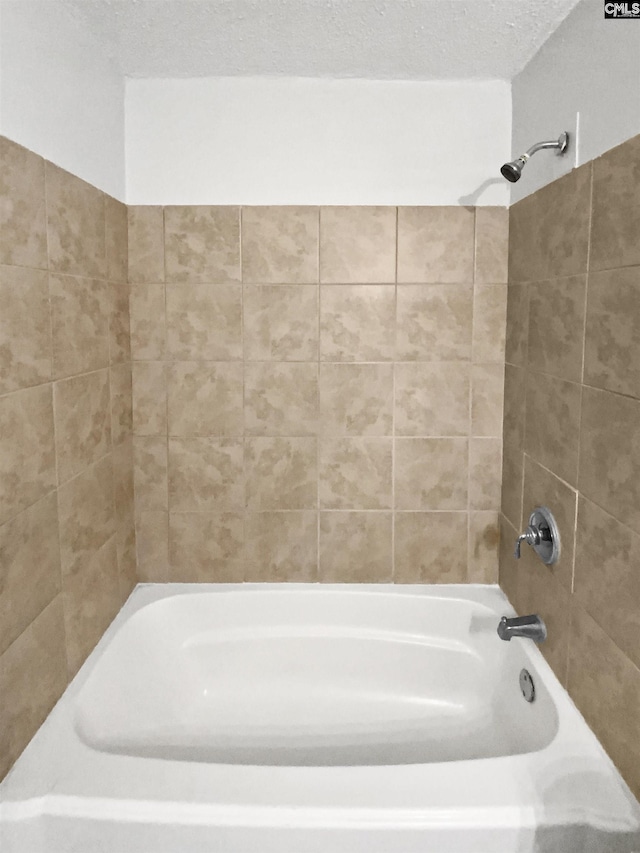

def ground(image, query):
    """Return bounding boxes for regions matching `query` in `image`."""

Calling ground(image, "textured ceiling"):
[65,0,582,81]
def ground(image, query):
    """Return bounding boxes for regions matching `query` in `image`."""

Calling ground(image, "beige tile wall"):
[0,137,136,779]
[129,205,508,585]
[500,132,640,799]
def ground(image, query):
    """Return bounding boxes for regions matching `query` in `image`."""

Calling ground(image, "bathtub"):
[1,584,639,852]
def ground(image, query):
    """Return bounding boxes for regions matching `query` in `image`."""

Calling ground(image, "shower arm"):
[519,133,570,163]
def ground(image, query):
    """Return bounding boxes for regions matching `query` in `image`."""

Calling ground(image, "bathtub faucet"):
[497,615,547,643]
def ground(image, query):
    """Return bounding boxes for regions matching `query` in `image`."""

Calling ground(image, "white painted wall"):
[125,78,511,206]
[0,1,125,199]
[511,0,640,203]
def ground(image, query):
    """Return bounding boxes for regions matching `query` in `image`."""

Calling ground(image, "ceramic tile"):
[474,207,508,284]
[469,438,502,511]
[527,276,586,383]
[501,365,526,527]
[245,437,317,510]
[57,456,115,579]
[394,512,467,583]
[568,603,640,799]
[0,493,61,656]
[62,536,120,677]
[0,384,56,524]
[129,283,166,361]
[320,207,396,283]
[105,196,128,283]
[579,386,640,535]
[166,283,242,361]
[584,266,640,399]
[245,512,318,582]
[504,283,528,366]
[49,275,110,378]
[113,438,135,527]
[319,363,393,436]
[169,513,244,582]
[0,597,67,778]
[524,374,581,487]
[319,512,392,583]
[507,193,543,284]
[395,362,470,436]
[46,162,105,278]
[54,369,111,483]
[471,363,504,438]
[245,363,318,436]
[500,442,524,530]
[242,206,318,283]
[128,206,165,283]
[590,134,640,272]
[498,513,520,608]
[133,436,168,511]
[112,439,137,594]
[0,137,47,269]
[319,437,392,509]
[118,539,138,603]
[108,283,131,365]
[165,206,240,283]
[320,285,395,362]
[0,265,52,394]
[468,511,500,583]
[136,511,168,583]
[244,285,318,361]
[396,284,473,361]
[167,362,243,436]
[395,438,468,510]
[132,362,167,436]
[168,437,244,511]
[536,163,591,279]
[502,364,526,452]
[521,455,577,594]
[110,363,133,446]
[472,284,507,363]
[397,207,475,283]
[111,437,135,522]
[574,497,640,670]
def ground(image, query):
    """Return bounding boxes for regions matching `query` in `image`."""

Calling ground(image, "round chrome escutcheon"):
[520,668,535,703]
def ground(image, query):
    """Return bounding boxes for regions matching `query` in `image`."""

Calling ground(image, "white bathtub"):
[1,584,639,852]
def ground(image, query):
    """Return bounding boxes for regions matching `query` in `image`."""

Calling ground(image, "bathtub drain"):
[519,669,536,703]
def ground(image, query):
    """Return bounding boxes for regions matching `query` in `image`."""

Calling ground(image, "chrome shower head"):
[500,132,569,183]
[500,156,528,183]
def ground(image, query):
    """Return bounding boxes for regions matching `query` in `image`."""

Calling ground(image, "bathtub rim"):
[1,583,640,840]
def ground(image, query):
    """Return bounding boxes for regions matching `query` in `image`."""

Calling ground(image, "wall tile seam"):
[165,509,473,515]
[55,446,116,492]
[565,595,640,687]
[43,160,71,673]
[0,588,67,666]
[154,434,481,440]
[513,371,640,407]
[519,452,578,495]
[131,358,486,365]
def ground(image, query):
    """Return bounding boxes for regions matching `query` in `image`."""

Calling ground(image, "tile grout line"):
[317,207,321,581]
[391,206,399,582]
[467,208,478,581]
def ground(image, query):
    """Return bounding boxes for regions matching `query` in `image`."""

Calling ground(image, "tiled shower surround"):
[0,137,136,778]
[128,205,508,585]
[500,132,640,798]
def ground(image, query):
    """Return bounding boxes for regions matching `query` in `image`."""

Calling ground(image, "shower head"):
[500,132,569,183]
[501,156,527,183]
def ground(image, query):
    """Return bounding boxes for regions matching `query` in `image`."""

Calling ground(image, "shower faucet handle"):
[514,506,560,565]
[514,527,540,559]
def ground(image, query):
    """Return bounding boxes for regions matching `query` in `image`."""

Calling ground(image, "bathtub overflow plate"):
[519,669,535,703]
